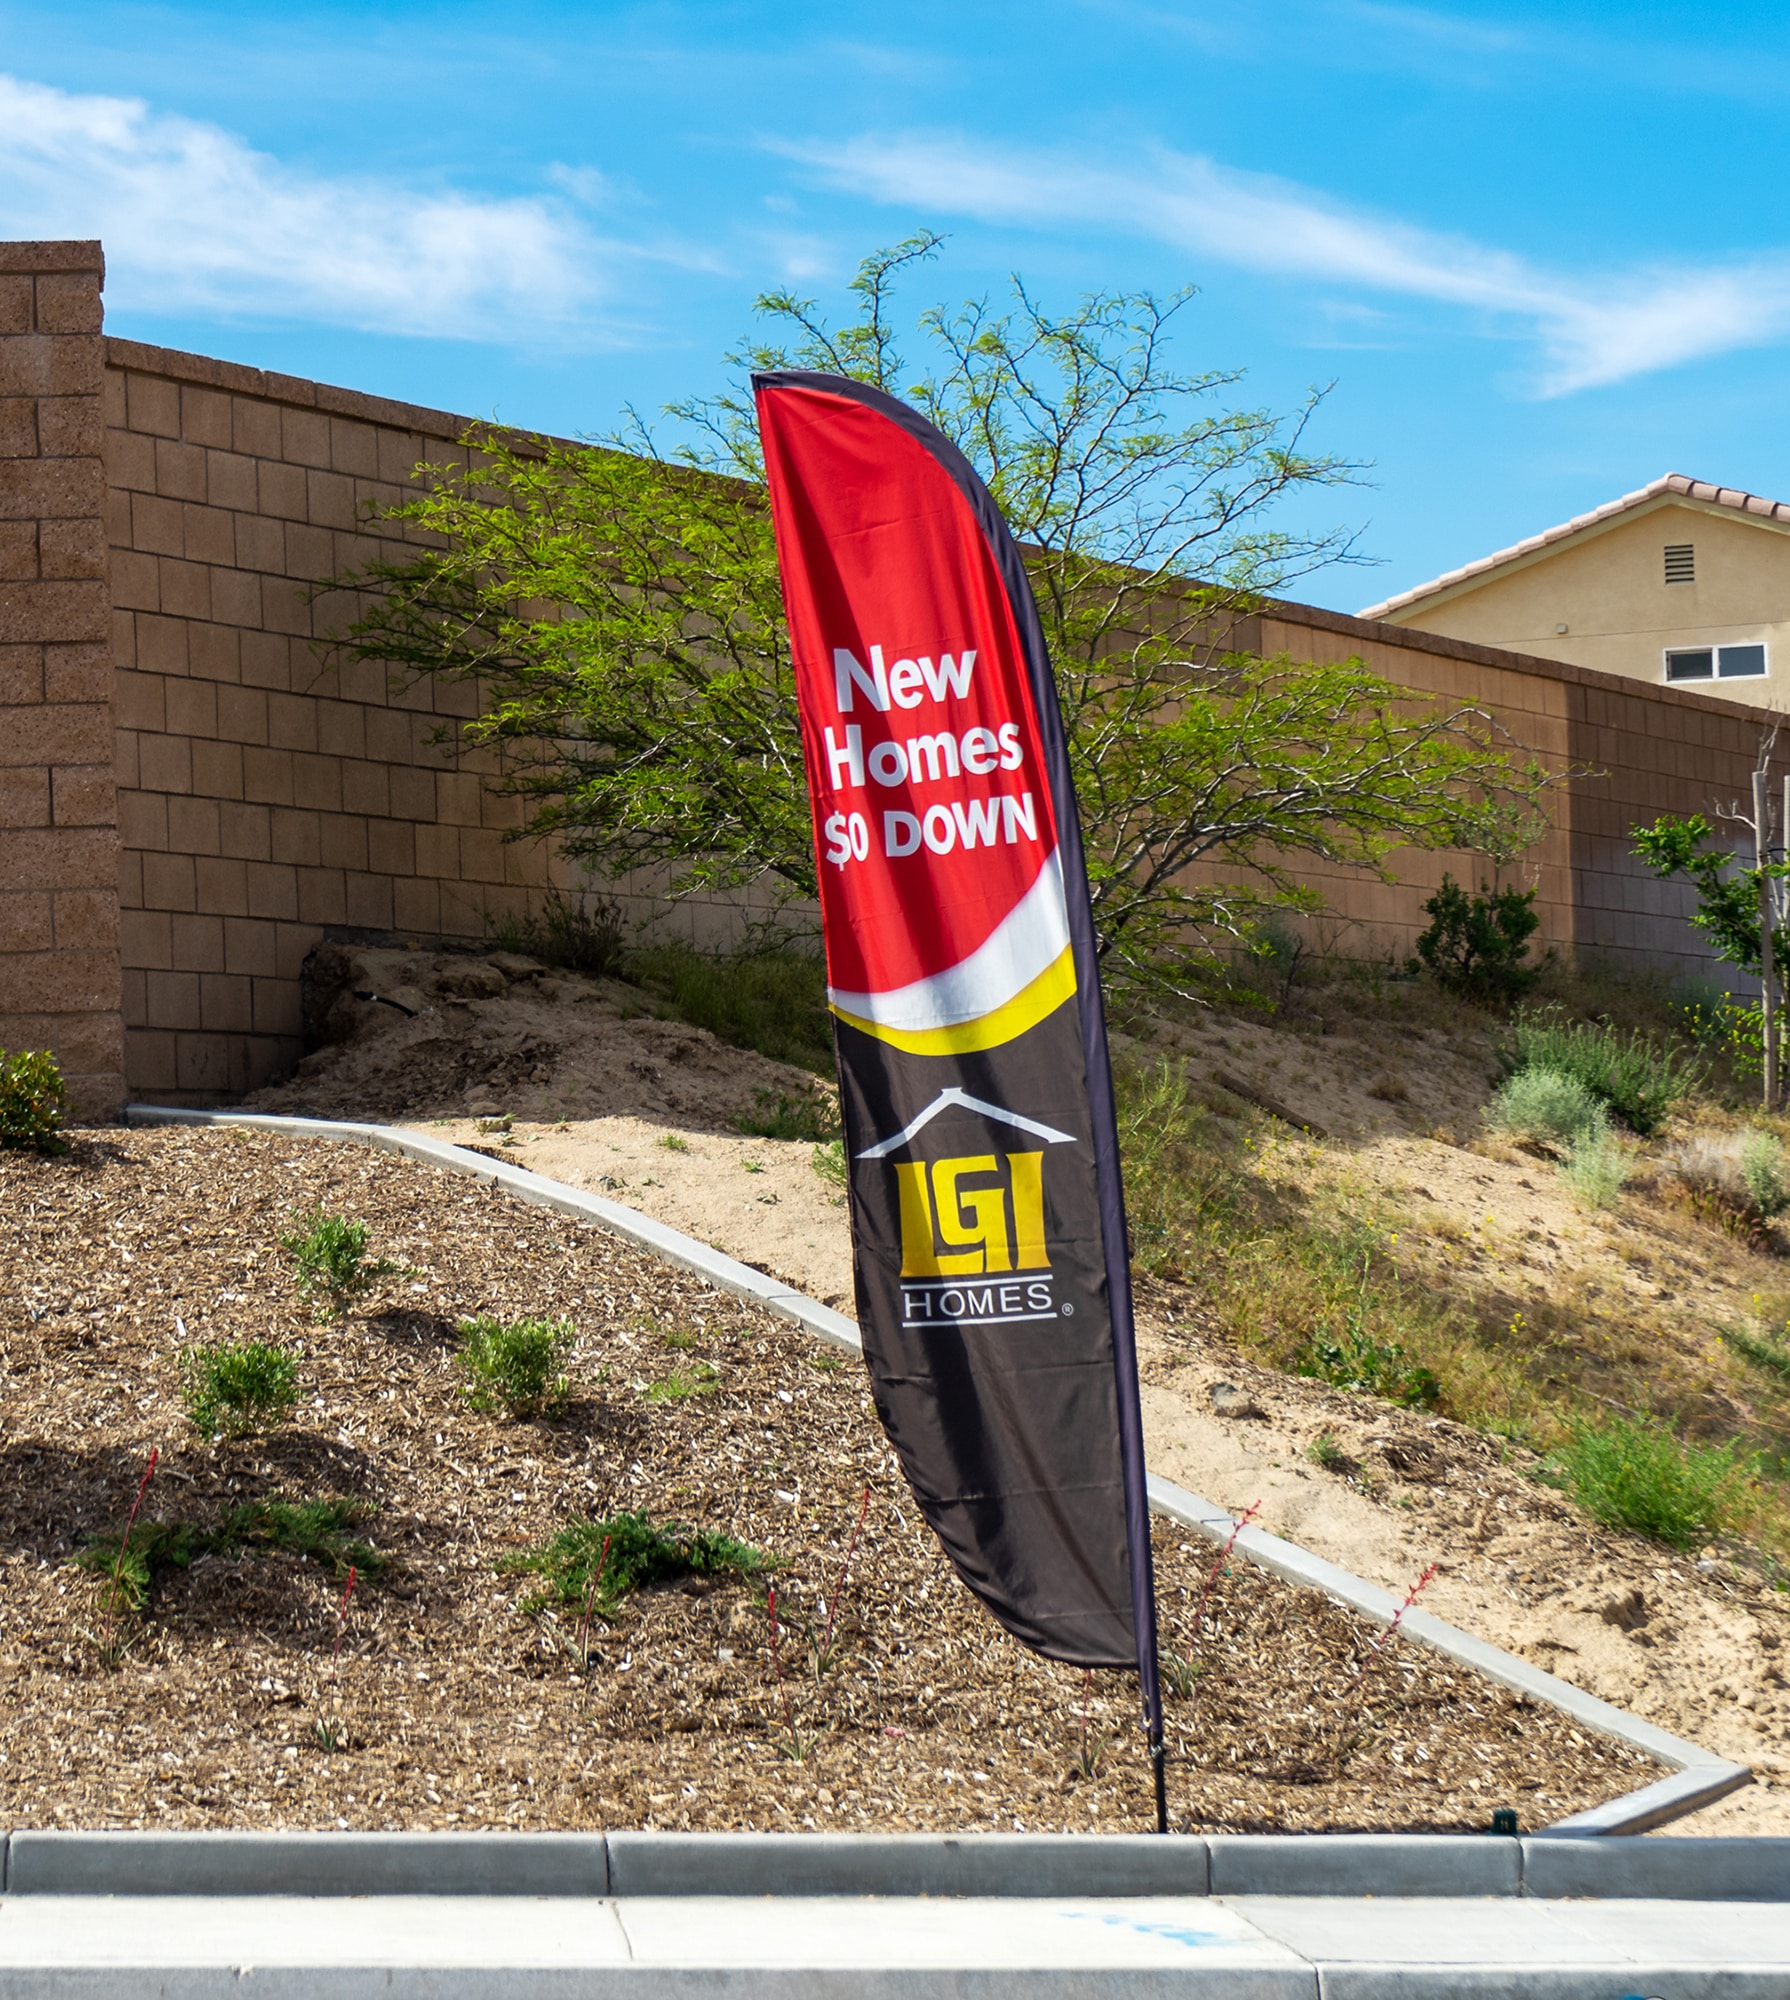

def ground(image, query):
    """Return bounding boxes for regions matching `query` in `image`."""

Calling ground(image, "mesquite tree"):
[329,236,1556,981]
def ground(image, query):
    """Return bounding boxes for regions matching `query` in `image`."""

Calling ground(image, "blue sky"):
[2,0,1786,610]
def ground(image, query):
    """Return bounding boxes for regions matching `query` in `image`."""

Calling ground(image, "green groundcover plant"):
[0,1048,67,1152]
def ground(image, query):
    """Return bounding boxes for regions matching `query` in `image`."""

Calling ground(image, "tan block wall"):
[0,241,124,1118]
[103,337,560,1102]
[1258,605,1764,978]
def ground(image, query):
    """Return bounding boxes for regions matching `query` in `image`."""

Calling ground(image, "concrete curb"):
[6,1828,1789,1899]
[120,1106,1752,1837]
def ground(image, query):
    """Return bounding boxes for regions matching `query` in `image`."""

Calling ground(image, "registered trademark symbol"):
[1061,1302,1075,1316]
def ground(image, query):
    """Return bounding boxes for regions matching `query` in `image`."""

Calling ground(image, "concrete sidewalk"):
[3,1835,1788,1995]
[1,1890,1786,1995]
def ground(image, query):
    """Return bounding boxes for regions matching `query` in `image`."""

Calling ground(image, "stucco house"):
[1360,473,1790,711]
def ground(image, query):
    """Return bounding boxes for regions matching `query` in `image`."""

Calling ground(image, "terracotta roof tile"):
[1358,472,1790,620]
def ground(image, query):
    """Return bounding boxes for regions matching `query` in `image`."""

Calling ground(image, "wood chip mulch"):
[0,1126,1656,1834]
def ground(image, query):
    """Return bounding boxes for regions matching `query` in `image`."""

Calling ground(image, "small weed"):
[1499,1007,1704,1135]
[499,1509,774,1619]
[734,1088,839,1143]
[1298,1306,1440,1410]
[313,1719,346,1753]
[476,1114,514,1138]
[75,1495,380,1614]
[279,1211,403,1321]
[490,889,625,976]
[640,1360,720,1403]
[1560,1127,1632,1209]
[1160,1647,1205,1699]
[181,1341,299,1440]
[658,1131,690,1153]
[0,1048,67,1153]
[742,1158,765,1174]
[1484,1067,1605,1149]
[1728,1322,1790,1385]
[661,1325,700,1350]
[1307,1433,1351,1472]
[1541,1414,1754,1549]
[457,1314,573,1418]
[812,1138,848,1188]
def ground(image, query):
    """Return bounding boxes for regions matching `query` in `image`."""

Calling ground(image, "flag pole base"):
[1150,1735,1168,1834]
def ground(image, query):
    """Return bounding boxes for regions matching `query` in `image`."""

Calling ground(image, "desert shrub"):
[1545,1414,1753,1548]
[181,1341,299,1439]
[1742,1130,1790,1218]
[76,1494,379,1613]
[1669,1129,1790,1228]
[0,1048,68,1152]
[734,1086,840,1143]
[1560,1127,1631,1209]
[1499,1007,1704,1135]
[499,1509,773,1618]
[1484,1066,1606,1148]
[491,890,624,975]
[1411,874,1541,1003]
[279,1210,403,1320]
[628,944,833,1073]
[1297,1312,1440,1409]
[458,1314,574,1417]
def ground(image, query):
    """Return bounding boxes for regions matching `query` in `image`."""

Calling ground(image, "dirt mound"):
[249,942,830,1133]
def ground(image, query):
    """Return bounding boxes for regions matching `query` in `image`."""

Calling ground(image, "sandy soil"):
[0,1126,1654,1834]
[240,941,1790,1832]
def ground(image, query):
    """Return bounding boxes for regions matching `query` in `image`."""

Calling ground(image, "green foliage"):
[734,1087,840,1143]
[1498,1007,1704,1136]
[1307,1434,1350,1471]
[498,1509,773,1619]
[1484,1067,1607,1148]
[1742,1130,1790,1218]
[658,1131,690,1152]
[0,1048,68,1152]
[811,1138,848,1188]
[1728,1321,1790,1385]
[639,1360,720,1403]
[457,1314,574,1417]
[76,1495,379,1613]
[1543,1416,1754,1549]
[1634,813,1788,980]
[279,1210,403,1320]
[1561,1127,1632,1209]
[1411,874,1541,1002]
[332,240,1558,982]
[181,1341,300,1439]
[630,945,833,1073]
[1297,1312,1441,1409]
[490,890,625,975]
[1114,1058,1248,1279]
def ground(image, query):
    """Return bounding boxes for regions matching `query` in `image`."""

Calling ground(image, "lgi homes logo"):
[857,1088,1075,1329]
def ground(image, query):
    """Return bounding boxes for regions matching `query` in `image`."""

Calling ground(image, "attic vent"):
[1664,543,1696,584]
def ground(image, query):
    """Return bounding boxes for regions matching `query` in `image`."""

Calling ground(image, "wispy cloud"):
[788,131,1790,395]
[0,73,660,345]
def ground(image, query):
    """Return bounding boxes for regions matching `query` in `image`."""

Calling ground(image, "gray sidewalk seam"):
[120,1105,1752,1837]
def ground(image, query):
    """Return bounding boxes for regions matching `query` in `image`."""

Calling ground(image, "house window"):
[1664,543,1696,584]
[1664,644,1768,682]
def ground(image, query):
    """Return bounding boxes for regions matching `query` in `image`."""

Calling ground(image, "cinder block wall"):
[0,235,1775,1119]
[0,241,123,1117]
[104,335,559,1102]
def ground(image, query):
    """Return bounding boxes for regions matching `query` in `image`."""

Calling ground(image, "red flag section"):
[758,382,1073,1054]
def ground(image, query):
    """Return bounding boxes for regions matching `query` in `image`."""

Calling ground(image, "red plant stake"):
[331,1565,358,1688]
[1194,1500,1260,1630]
[1347,1561,1438,1692]
[820,1486,871,1661]
[103,1446,158,1648]
[766,1582,793,1735]
[575,1534,613,1668]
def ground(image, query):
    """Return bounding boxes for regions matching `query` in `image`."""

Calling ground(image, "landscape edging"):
[116,1106,1753,1839]
[7,1828,1790,1900]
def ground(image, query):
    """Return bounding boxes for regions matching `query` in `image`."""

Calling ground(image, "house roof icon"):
[854,1087,1076,1161]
